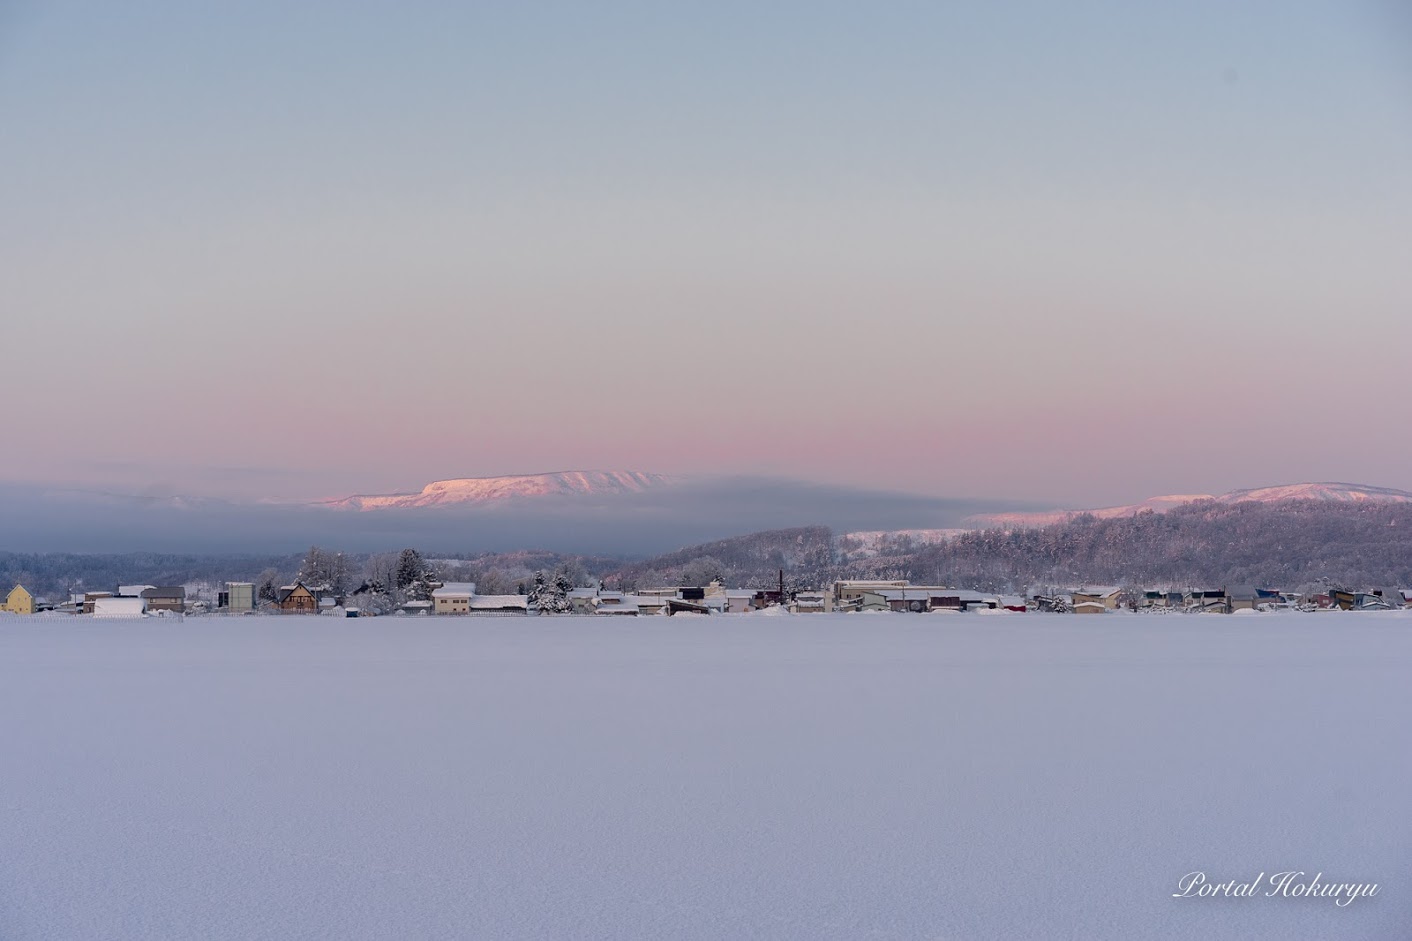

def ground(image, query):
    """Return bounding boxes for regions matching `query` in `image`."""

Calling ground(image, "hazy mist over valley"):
[0,474,1035,555]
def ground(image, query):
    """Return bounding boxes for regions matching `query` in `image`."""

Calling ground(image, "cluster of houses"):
[5,579,1412,619]
[437,582,782,616]
[2,584,188,617]
[416,581,1023,617]
[1030,585,1412,613]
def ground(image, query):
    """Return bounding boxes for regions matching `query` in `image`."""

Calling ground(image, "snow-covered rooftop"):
[93,597,146,618]
[469,595,529,609]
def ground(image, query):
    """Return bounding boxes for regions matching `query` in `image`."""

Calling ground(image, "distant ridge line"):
[966,481,1412,529]
[327,470,677,511]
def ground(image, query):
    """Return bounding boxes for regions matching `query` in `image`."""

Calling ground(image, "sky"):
[3,1,1410,507]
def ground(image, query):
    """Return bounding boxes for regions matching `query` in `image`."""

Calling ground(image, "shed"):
[467,595,530,616]
[94,597,147,618]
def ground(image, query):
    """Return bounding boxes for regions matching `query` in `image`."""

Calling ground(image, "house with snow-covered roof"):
[1142,590,1171,608]
[1355,591,1392,610]
[1071,587,1122,610]
[81,592,113,614]
[94,596,146,618]
[667,597,713,615]
[784,590,829,613]
[1227,587,1271,612]
[432,582,477,615]
[1188,589,1229,613]
[467,595,529,616]
[832,579,909,607]
[275,582,318,614]
[3,585,34,615]
[722,589,757,614]
[140,586,186,613]
[862,589,931,613]
[567,588,600,615]
[594,594,641,615]
[928,589,998,612]
[998,595,1026,612]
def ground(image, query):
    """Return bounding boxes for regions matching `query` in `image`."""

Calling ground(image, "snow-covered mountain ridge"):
[967,482,1412,529]
[328,470,676,510]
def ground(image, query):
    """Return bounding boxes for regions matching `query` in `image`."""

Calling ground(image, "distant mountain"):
[327,471,676,510]
[967,482,1412,529]
[1217,482,1412,504]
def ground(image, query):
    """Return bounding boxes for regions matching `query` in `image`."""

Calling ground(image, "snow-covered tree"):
[679,555,725,588]
[256,568,282,603]
[388,548,436,601]
[298,546,350,595]
[475,568,515,596]
[528,570,570,614]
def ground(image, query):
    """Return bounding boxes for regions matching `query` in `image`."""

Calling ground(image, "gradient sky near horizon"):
[3,1,1410,507]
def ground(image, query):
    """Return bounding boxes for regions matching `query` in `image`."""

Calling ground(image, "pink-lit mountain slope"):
[967,482,1412,529]
[327,470,675,510]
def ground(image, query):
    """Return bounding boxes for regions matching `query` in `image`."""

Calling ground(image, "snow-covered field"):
[2,612,1409,940]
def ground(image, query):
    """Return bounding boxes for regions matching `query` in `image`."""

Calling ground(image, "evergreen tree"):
[395,549,426,591]
[256,568,281,603]
[528,570,571,613]
[394,548,436,602]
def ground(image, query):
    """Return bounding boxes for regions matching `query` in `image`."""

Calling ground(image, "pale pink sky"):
[3,3,1410,507]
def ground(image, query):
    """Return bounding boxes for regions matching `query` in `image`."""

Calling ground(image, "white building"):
[467,595,529,616]
[432,583,477,615]
[93,597,146,618]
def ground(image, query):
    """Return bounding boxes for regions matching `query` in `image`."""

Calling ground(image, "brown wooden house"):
[276,582,318,614]
[140,586,186,613]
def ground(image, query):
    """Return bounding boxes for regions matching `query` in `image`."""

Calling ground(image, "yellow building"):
[432,583,476,614]
[4,585,34,615]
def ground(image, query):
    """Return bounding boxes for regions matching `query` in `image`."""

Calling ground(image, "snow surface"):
[2,613,1410,940]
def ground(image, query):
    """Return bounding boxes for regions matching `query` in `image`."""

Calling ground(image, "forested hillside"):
[616,501,1412,593]
[905,500,1412,591]
[602,527,834,590]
